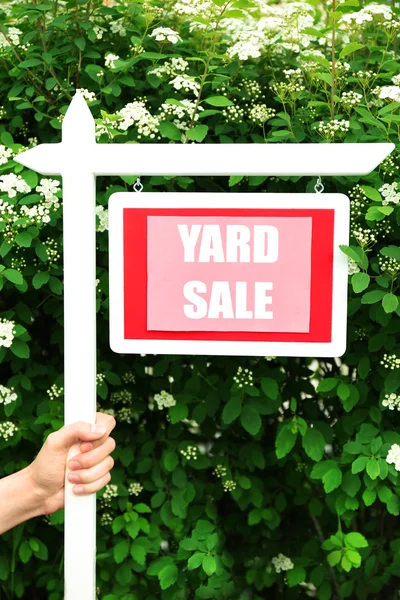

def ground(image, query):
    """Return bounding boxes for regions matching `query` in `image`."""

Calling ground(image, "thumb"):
[49,421,107,451]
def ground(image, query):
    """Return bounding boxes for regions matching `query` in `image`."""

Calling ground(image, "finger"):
[85,413,117,450]
[73,472,111,495]
[80,442,93,453]
[68,456,114,485]
[48,421,108,451]
[69,437,116,471]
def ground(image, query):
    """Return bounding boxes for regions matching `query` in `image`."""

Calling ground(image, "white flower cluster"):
[20,178,60,226]
[349,185,367,224]
[143,0,163,18]
[149,58,188,79]
[44,237,61,264]
[150,27,181,44]
[0,385,17,405]
[0,319,16,348]
[0,421,18,441]
[248,104,276,125]
[0,174,31,199]
[169,75,200,95]
[348,258,360,275]
[180,445,198,460]
[340,91,362,110]
[76,88,96,102]
[111,390,132,405]
[379,86,400,103]
[317,119,350,139]
[110,19,126,37]
[47,384,64,400]
[379,255,400,276]
[240,79,263,100]
[0,145,13,166]
[96,205,108,232]
[379,182,400,206]
[387,443,400,471]
[352,226,377,247]
[0,27,22,48]
[118,100,161,139]
[381,353,400,370]
[222,103,245,124]
[101,483,118,508]
[122,371,136,384]
[105,53,120,69]
[382,393,400,411]
[159,99,203,131]
[223,479,237,492]
[117,406,133,424]
[93,25,105,40]
[227,39,262,62]
[233,366,254,388]
[213,465,227,478]
[340,4,395,29]
[128,482,143,496]
[0,198,16,222]
[271,81,305,97]
[272,553,294,573]
[96,373,105,385]
[100,512,113,526]
[381,155,397,178]
[171,0,216,20]
[154,390,176,410]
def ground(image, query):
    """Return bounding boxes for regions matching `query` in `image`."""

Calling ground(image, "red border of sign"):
[123,208,334,343]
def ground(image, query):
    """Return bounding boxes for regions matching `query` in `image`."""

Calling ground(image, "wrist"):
[23,465,47,517]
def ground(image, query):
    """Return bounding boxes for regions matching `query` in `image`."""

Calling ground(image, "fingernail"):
[91,425,106,435]
[68,474,80,483]
[74,485,84,495]
[69,461,80,470]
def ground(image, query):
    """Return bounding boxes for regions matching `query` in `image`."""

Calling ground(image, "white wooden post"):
[14,92,395,600]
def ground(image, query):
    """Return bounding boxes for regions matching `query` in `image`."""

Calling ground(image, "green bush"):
[0,0,399,598]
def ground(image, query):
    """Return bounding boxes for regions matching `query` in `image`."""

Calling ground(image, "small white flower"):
[0,421,18,441]
[348,258,360,275]
[0,145,13,166]
[96,205,109,232]
[0,385,17,405]
[272,553,294,573]
[153,390,176,409]
[0,174,31,198]
[387,443,400,471]
[76,88,96,103]
[105,53,120,69]
[0,319,16,348]
[129,482,143,496]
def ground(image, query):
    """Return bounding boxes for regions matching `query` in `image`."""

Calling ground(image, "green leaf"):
[339,42,365,59]
[317,378,338,393]
[186,125,208,142]
[275,424,297,459]
[134,503,151,513]
[358,356,370,379]
[32,271,50,290]
[75,37,86,51]
[169,403,188,424]
[327,550,342,567]
[163,451,178,472]
[345,532,368,549]
[339,245,362,263]
[229,175,244,187]
[204,96,233,107]
[240,405,262,435]
[188,552,205,570]
[114,540,129,564]
[302,427,325,461]
[286,566,306,587]
[19,541,32,564]
[366,459,380,480]
[322,467,342,493]
[222,396,242,424]
[130,542,146,565]
[158,564,178,590]
[15,232,32,248]
[361,290,386,304]
[382,293,398,314]
[206,532,218,551]
[3,269,23,285]
[158,121,181,141]
[380,245,400,262]
[362,489,376,507]
[10,339,30,359]
[352,273,370,293]
[19,58,42,68]
[261,377,279,400]
[361,185,382,202]
[202,554,216,576]
[352,456,369,474]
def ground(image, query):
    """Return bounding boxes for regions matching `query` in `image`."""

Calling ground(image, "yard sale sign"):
[109,192,350,357]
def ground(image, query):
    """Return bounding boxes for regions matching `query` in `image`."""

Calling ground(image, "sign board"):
[109,192,350,357]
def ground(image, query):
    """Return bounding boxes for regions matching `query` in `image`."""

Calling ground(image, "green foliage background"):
[0,0,400,599]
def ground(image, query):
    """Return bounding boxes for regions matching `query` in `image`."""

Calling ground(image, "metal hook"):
[314,176,324,194]
[134,177,143,193]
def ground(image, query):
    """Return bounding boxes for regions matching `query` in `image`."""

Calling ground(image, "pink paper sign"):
[147,216,312,333]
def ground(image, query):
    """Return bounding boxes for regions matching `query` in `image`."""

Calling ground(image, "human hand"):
[28,412,116,515]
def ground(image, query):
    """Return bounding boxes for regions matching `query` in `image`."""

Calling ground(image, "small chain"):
[314,176,324,194]
[134,177,143,193]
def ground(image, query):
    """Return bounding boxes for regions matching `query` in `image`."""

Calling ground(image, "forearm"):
[0,466,44,534]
